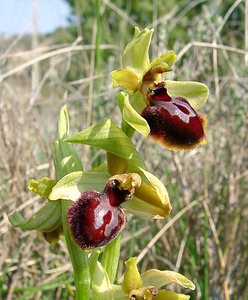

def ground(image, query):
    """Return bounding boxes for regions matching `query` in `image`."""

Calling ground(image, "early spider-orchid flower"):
[112,28,208,150]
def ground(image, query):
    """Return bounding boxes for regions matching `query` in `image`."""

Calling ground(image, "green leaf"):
[112,69,139,94]
[58,105,70,140]
[9,201,61,232]
[166,80,209,110]
[65,118,146,172]
[51,140,82,181]
[49,171,109,201]
[141,270,195,290]
[155,290,190,300]
[28,177,56,199]
[118,92,150,137]
[91,261,113,300]
[122,28,153,74]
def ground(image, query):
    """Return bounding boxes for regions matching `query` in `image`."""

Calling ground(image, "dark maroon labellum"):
[67,180,129,250]
[142,85,206,150]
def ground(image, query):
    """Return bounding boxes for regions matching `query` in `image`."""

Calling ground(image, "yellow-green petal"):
[141,270,195,290]
[155,290,190,300]
[112,69,140,94]
[166,80,209,110]
[122,257,142,294]
[148,51,177,71]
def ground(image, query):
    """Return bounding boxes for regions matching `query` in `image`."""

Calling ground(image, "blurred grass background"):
[0,0,248,299]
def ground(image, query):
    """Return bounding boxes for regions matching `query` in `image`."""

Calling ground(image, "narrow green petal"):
[112,69,140,94]
[122,28,154,73]
[141,270,195,290]
[91,261,114,300]
[155,290,190,300]
[49,171,109,201]
[58,105,70,140]
[122,257,142,294]
[118,92,150,137]
[166,80,209,110]
[8,201,61,232]
[28,177,56,199]
[148,51,177,71]
[65,118,146,172]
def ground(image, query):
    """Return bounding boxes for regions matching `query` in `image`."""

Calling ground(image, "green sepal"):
[65,118,146,172]
[118,92,150,137]
[123,168,171,219]
[129,91,147,114]
[91,261,113,300]
[155,290,190,300]
[122,28,154,74]
[166,80,209,110]
[141,269,195,290]
[122,257,142,294]
[8,201,61,232]
[49,171,109,201]
[28,177,56,199]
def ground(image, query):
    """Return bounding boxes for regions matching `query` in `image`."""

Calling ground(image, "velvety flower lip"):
[141,83,207,150]
[67,174,141,250]
[67,189,127,250]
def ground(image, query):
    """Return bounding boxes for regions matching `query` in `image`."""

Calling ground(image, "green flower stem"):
[61,200,91,300]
